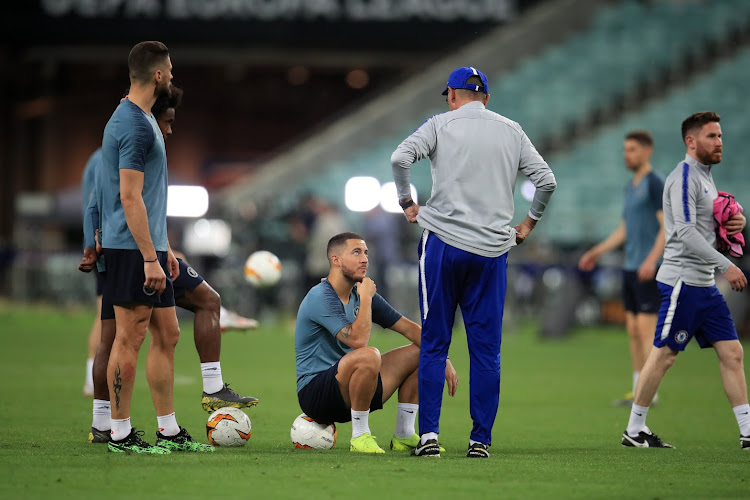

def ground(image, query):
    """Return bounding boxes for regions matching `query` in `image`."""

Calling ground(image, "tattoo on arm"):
[338,325,352,339]
[113,364,122,410]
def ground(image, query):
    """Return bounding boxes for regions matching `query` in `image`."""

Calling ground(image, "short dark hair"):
[128,41,169,83]
[152,85,183,119]
[681,111,720,141]
[455,75,487,101]
[327,232,365,261]
[625,130,653,147]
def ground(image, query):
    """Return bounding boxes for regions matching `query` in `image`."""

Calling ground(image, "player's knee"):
[660,349,678,369]
[204,287,221,314]
[720,342,744,368]
[357,346,382,372]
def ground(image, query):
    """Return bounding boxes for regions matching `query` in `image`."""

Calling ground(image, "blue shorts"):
[623,270,660,314]
[297,360,383,425]
[173,258,204,300]
[654,281,737,351]
[101,249,175,309]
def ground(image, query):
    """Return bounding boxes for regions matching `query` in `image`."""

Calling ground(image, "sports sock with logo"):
[420,432,438,444]
[111,417,131,442]
[733,404,750,436]
[201,362,224,394]
[92,399,111,431]
[394,403,418,438]
[626,404,649,437]
[351,409,371,439]
[157,412,180,437]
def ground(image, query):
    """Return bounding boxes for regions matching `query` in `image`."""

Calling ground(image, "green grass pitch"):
[0,302,748,499]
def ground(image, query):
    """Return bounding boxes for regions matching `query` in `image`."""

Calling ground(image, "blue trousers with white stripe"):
[417,230,507,445]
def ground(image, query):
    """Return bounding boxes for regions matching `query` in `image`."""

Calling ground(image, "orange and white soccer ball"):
[244,250,282,287]
[206,407,252,447]
[290,413,337,449]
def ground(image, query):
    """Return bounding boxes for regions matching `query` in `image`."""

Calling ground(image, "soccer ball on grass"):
[290,413,337,449]
[206,407,252,447]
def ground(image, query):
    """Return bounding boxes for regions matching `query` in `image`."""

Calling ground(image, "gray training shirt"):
[391,101,557,257]
[656,154,732,287]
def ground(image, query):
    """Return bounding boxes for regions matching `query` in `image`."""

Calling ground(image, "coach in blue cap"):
[391,65,557,458]
[442,66,490,95]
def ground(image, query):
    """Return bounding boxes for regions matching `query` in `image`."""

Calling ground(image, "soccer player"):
[621,111,748,449]
[80,86,258,445]
[578,130,665,406]
[97,41,210,453]
[391,66,556,457]
[80,148,103,397]
[295,232,458,454]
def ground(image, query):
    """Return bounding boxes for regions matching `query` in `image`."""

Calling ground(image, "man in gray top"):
[622,111,749,449]
[391,66,556,457]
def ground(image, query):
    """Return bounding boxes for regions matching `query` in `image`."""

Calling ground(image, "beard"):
[696,143,721,165]
[341,266,366,283]
[154,79,172,99]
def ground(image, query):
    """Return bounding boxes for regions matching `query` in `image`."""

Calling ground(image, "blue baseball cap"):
[442,66,489,95]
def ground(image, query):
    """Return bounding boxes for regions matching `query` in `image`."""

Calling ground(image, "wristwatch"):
[399,198,414,209]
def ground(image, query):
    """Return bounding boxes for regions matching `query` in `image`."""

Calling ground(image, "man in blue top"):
[295,232,458,454]
[80,87,257,445]
[578,130,665,406]
[80,148,104,397]
[622,111,748,449]
[98,41,210,454]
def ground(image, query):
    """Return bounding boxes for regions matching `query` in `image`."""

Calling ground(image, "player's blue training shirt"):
[623,171,664,271]
[295,279,402,393]
[81,148,102,216]
[99,98,169,251]
[83,165,106,273]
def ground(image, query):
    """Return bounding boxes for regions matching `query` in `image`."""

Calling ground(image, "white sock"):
[85,358,94,387]
[111,417,131,442]
[157,412,180,437]
[92,399,111,431]
[394,403,418,438]
[420,432,438,444]
[201,362,224,394]
[351,410,371,439]
[733,404,750,436]
[626,404,649,437]
[632,371,640,393]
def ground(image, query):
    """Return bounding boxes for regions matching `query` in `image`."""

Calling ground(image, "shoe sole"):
[201,399,259,412]
[88,432,109,444]
[108,446,170,454]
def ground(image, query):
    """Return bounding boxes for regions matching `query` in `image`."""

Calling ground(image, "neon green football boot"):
[350,433,385,454]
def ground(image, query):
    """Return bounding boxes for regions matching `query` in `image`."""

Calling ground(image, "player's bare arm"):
[638,211,665,281]
[388,316,421,347]
[120,168,165,294]
[335,278,375,349]
[166,240,180,281]
[579,220,626,271]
